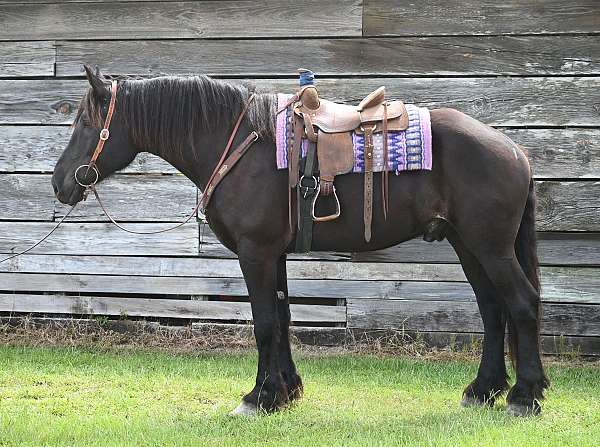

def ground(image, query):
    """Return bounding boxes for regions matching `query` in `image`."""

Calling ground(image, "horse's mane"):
[75,75,276,159]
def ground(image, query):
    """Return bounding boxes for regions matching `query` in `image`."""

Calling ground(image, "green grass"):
[0,346,598,446]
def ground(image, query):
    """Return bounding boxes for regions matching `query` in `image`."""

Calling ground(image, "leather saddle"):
[286,84,408,243]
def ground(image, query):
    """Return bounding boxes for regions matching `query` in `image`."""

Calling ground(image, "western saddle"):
[283,73,409,252]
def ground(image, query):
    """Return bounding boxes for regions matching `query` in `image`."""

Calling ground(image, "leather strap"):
[200,94,256,211]
[382,102,389,219]
[363,126,374,243]
[289,113,303,188]
[200,131,259,212]
[301,112,318,142]
[295,140,318,253]
[89,80,118,169]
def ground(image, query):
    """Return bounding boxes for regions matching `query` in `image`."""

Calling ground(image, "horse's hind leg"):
[447,231,509,407]
[276,254,303,401]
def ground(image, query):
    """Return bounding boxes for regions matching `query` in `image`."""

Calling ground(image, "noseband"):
[75,79,118,187]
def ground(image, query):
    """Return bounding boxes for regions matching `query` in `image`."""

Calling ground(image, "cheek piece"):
[75,79,118,188]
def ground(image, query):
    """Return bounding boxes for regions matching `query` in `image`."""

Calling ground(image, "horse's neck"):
[149,128,230,191]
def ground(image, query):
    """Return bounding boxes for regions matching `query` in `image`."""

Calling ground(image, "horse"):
[52,65,549,417]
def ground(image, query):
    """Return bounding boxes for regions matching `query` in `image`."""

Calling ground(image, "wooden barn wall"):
[0,0,599,354]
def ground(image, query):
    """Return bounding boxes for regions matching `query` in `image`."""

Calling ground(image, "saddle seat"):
[294,86,408,134]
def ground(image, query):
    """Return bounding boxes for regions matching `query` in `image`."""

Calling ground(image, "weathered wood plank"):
[0,294,345,323]
[349,328,600,357]
[1,269,598,304]
[56,35,600,77]
[364,0,600,36]
[0,222,198,256]
[2,78,598,126]
[0,126,176,173]
[0,255,458,281]
[0,0,361,41]
[5,174,599,228]
[1,255,598,304]
[347,299,600,337]
[3,126,597,179]
[0,174,197,221]
[5,175,598,229]
[352,232,600,266]
[0,272,474,300]
[536,182,600,231]
[0,41,54,77]
[502,129,600,180]
[1,222,598,266]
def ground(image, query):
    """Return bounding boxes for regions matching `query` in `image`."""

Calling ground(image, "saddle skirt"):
[275,94,432,174]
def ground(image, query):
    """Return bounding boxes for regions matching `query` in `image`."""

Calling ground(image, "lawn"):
[0,346,598,446]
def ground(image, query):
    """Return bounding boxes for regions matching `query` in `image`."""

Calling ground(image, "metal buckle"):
[99,128,110,141]
[359,123,377,133]
[299,175,318,198]
[74,164,100,187]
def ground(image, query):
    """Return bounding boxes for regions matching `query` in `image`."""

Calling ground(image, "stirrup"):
[311,184,341,222]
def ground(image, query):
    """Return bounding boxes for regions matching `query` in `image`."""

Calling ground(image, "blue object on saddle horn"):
[299,70,315,86]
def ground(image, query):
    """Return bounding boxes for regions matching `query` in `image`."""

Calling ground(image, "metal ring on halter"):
[74,164,100,187]
[99,128,110,141]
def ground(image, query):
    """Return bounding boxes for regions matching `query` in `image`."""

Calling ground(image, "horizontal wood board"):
[363,0,600,36]
[2,127,599,180]
[0,1,362,41]
[0,41,55,77]
[55,36,600,77]
[1,223,599,266]
[1,77,599,126]
[347,299,600,337]
[0,294,345,323]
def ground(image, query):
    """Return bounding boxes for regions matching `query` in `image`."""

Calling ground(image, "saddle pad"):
[275,94,432,174]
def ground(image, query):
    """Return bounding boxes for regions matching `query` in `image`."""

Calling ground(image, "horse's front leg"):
[276,254,303,401]
[230,252,289,416]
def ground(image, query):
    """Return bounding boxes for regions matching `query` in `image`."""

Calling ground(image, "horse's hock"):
[0,0,599,358]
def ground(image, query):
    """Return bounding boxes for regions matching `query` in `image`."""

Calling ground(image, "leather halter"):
[75,80,118,187]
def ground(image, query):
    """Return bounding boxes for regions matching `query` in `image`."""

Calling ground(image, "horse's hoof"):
[460,395,485,408]
[506,402,540,417]
[229,401,259,417]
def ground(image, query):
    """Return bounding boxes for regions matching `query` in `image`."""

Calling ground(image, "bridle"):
[1,79,259,262]
[75,79,258,234]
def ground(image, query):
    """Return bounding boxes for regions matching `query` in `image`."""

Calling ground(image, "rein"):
[1,81,259,263]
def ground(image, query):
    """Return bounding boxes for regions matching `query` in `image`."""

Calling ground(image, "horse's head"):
[52,65,137,205]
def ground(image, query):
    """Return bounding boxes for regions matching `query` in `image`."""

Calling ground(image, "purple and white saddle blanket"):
[275,94,432,173]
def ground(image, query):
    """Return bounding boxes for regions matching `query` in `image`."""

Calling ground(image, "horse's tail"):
[509,176,541,369]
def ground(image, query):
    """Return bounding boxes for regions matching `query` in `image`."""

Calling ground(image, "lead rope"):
[89,185,202,235]
[0,187,203,265]
[0,203,78,264]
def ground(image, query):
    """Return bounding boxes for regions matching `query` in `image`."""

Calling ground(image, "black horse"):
[52,66,549,417]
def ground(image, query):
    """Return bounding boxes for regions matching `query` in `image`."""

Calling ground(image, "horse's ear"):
[83,64,109,98]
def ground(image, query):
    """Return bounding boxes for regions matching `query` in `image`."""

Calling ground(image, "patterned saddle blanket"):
[276,95,432,174]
